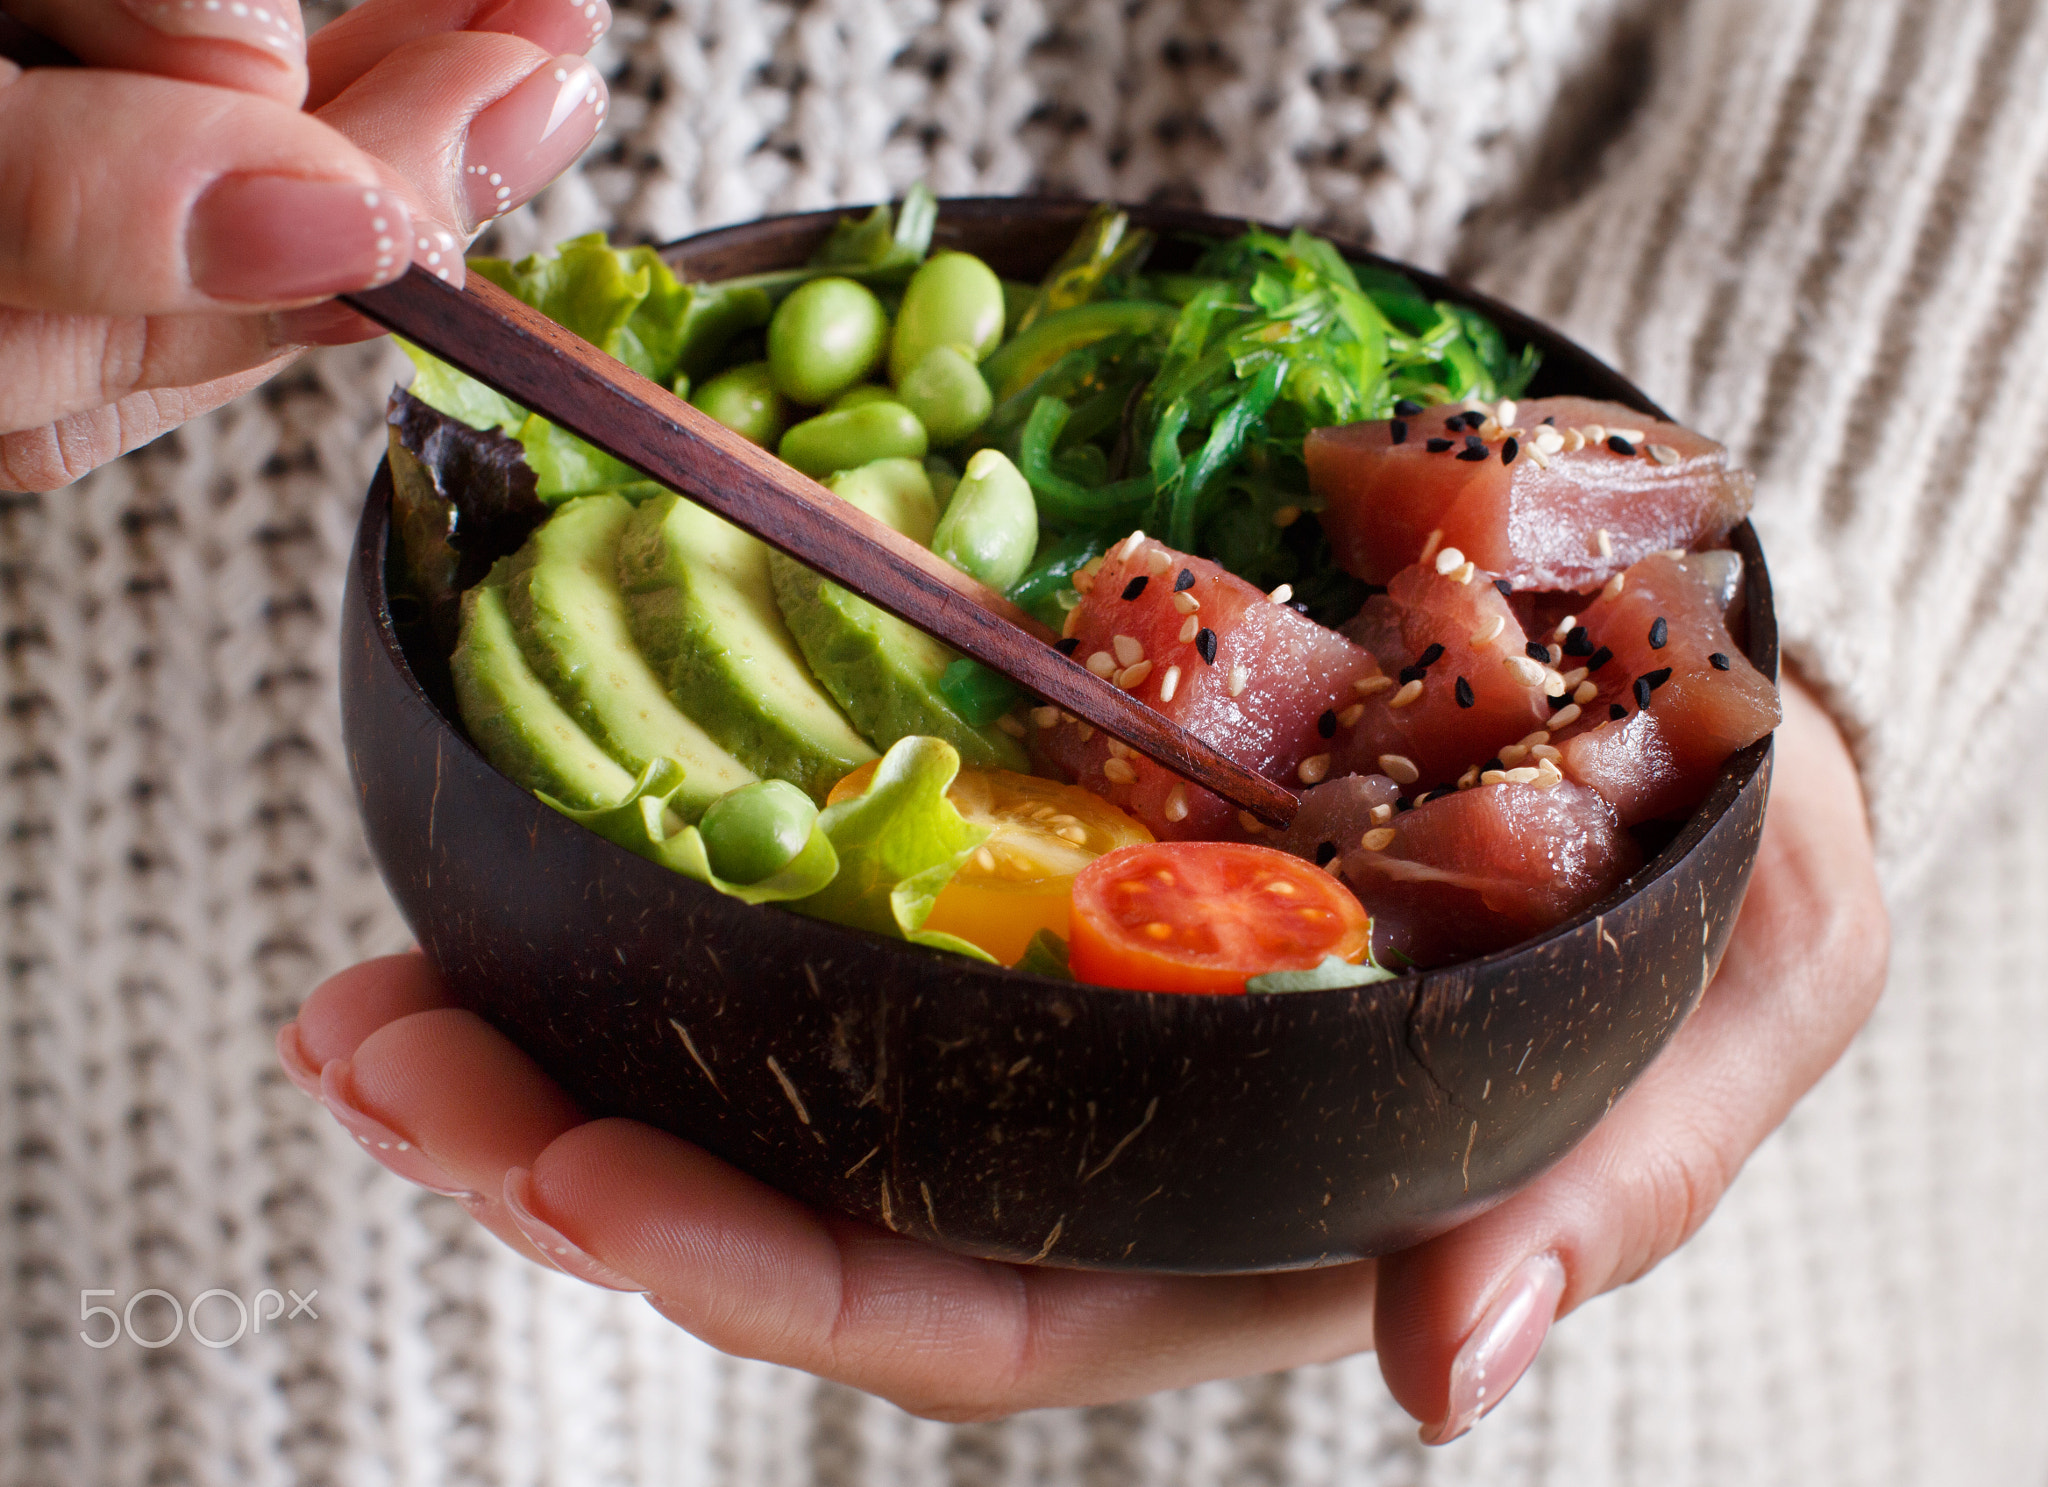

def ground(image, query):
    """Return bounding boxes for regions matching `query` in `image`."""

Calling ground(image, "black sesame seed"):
[1455,676,1475,708]
[1587,645,1614,672]
[1648,616,1668,650]
[1055,637,1080,656]
[1542,416,1557,426]
[1633,676,1653,710]
[1525,640,1551,663]
[1502,437,1519,465]
[1457,445,1490,462]
[1196,628,1218,665]
[1390,419,1409,445]
[1548,692,1573,712]
[1609,702,1627,721]
[1395,398,1424,417]
[1427,784,1457,802]
[1445,414,1466,432]
[1427,437,1455,453]
[1709,651,1732,671]
[1465,411,1489,430]
[1416,642,1445,669]
[1399,664,1427,684]
[1121,575,1149,601]
[1464,433,1485,451]
[1318,709,1338,739]
[1290,600,1312,616]
[1174,568,1196,592]
[1608,435,1637,456]
[1559,626,1590,658]
[1315,842,1338,866]
[1645,666,1673,691]
[1397,795,1417,812]
[1482,757,1505,774]
[1494,578,1514,597]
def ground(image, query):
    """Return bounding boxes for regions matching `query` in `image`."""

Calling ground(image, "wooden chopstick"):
[343,269,1301,827]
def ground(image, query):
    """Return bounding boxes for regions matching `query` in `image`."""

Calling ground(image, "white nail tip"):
[539,64,600,142]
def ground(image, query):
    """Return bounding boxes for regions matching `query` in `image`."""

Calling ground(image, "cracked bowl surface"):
[341,199,1776,1273]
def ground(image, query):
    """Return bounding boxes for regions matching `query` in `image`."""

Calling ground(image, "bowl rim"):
[364,194,1777,1003]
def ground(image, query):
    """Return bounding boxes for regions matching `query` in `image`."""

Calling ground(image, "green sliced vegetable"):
[1014,929,1072,980]
[1244,953,1397,994]
[1012,204,1156,335]
[937,659,1021,729]
[980,300,1178,404]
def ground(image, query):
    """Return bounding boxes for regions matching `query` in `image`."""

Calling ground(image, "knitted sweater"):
[3,0,2045,1483]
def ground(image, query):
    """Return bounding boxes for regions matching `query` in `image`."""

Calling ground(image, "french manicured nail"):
[459,55,608,229]
[502,1167,648,1292]
[188,176,412,303]
[275,1023,326,1097]
[318,1058,478,1199]
[1421,1252,1566,1446]
[121,0,304,57]
[474,0,613,55]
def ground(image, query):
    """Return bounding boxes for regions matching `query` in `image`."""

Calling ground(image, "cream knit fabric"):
[3,1,2046,1483]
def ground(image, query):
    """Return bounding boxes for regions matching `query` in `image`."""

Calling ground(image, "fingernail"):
[275,1023,326,1097]
[473,0,614,55]
[406,224,468,288]
[267,300,384,349]
[121,0,304,58]
[502,1167,648,1292]
[459,56,608,230]
[1421,1252,1566,1446]
[188,177,411,303]
[318,1058,478,1199]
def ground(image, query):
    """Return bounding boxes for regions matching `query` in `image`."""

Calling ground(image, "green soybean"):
[690,361,790,447]
[768,276,889,406]
[828,383,897,411]
[778,401,929,478]
[888,252,1005,385]
[931,448,1037,591]
[698,779,819,885]
[923,455,961,513]
[894,344,993,446]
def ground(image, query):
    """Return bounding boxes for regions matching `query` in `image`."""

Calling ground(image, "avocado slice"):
[452,563,639,810]
[767,459,1028,773]
[618,492,876,799]
[504,493,756,820]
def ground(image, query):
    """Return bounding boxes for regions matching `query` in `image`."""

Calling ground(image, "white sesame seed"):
[1550,703,1583,728]
[1496,399,1518,427]
[1115,660,1153,690]
[1583,423,1606,444]
[1477,420,1503,442]
[1504,655,1547,686]
[1147,548,1172,576]
[1563,428,1586,453]
[1453,561,1477,585]
[1078,724,1095,740]
[1158,786,1188,823]
[1119,530,1147,560]
[1595,528,1614,559]
[1112,634,1144,667]
[1031,706,1060,729]
[1497,744,1529,767]
[1533,759,1564,788]
[1544,669,1568,698]
[1106,739,1133,760]
[1178,616,1200,643]
[1435,546,1466,576]
[1238,811,1266,834]
[1552,614,1578,640]
[1527,444,1553,470]
[1378,754,1420,785]
[1159,665,1181,703]
[1530,744,1562,762]
[1519,730,1552,748]
[1660,546,1687,559]
[1470,614,1506,646]
[1062,606,1084,639]
[997,715,1026,738]
[1298,754,1332,785]
[1533,426,1565,456]
[1573,680,1599,704]
[1602,572,1627,602]
[1086,650,1116,678]
[1171,590,1200,614]
[1102,758,1138,785]
[1458,765,1480,789]
[1562,666,1588,688]
[1072,569,1095,595]
[1419,528,1444,566]
[1505,766,1540,785]
[1356,674,1396,695]
[1647,443,1681,467]
[1610,427,1646,445]
[1228,665,1249,697]
[1360,827,1397,852]
[1370,803,1394,824]
[1481,770,1507,786]
[1388,679,1424,708]
[1338,703,1366,728]
[1268,583,1294,606]
[1546,643,1564,665]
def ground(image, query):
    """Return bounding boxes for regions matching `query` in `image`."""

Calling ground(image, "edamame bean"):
[828,458,939,545]
[698,779,819,884]
[888,252,1005,385]
[931,448,1037,590]
[923,454,961,513]
[894,344,993,446]
[768,277,889,406]
[690,361,790,447]
[828,384,897,411]
[778,401,929,478]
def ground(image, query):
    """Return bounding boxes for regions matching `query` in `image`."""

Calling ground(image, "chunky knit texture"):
[3,1,2046,1483]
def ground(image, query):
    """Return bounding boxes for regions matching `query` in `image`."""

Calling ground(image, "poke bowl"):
[341,197,1776,1273]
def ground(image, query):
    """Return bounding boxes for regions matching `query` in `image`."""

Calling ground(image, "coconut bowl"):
[340,198,1775,1273]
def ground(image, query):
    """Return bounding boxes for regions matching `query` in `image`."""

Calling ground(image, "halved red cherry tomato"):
[1068,842,1374,995]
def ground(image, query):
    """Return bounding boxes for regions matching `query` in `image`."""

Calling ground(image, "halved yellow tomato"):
[828,762,1153,964]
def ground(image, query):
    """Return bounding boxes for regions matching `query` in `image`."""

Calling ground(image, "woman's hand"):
[0,0,611,491]
[279,677,1886,1432]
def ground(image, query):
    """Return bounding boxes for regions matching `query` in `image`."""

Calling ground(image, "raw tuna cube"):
[1028,534,1381,840]
[1546,550,1779,824]
[1332,559,1553,788]
[1272,774,1404,870]
[1306,396,1754,592]
[1339,778,1641,968]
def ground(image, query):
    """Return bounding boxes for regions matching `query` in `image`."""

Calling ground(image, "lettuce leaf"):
[1243,952,1397,995]
[794,735,995,961]
[543,758,839,904]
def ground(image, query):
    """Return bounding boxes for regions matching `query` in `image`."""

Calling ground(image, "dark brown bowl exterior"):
[341,200,1776,1273]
